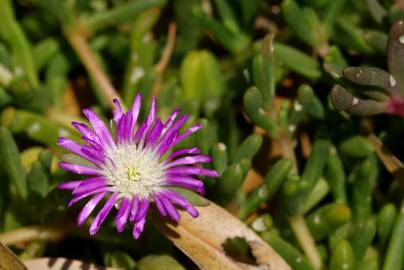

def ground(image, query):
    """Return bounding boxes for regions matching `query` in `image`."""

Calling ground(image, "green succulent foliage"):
[0,0,402,269]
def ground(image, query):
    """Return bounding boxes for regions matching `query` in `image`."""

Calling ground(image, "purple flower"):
[58,94,218,239]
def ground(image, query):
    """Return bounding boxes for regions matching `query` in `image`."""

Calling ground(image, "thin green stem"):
[288,215,323,270]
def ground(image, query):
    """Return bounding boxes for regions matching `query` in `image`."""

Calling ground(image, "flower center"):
[101,144,165,198]
[127,166,141,181]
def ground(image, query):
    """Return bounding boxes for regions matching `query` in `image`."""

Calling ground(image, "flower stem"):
[63,28,122,109]
[288,215,323,270]
[278,136,322,269]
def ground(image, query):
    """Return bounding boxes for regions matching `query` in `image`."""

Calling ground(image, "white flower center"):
[101,144,166,199]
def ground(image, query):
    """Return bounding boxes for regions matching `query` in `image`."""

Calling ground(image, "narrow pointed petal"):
[163,190,199,218]
[73,177,108,196]
[164,175,205,195]
[165,155,212,168]
[115,198,131,232]
[82,109,115,149]
[58,180,81,190]
[132,217,146,239]
[89,193,118,235]
[77,192,106,226]
[159,194,180,222]
[58,138,103,165]
[113,98,123,124]
[161,108,180,135]
[158,114,188,147]
[134,122,147,143]
[167,166,219,177]
[71,122,101,146]
[129,195,140,221]
[158,131,178,156]
[68,186,110,207]
[117,113,133,144]
[167,147,200,160]
[152,193,167,217]
[134,199,150,222]
[172,124,203,146]
[145,97,157,131]
[59,162,100,175]
[146,118,164,146]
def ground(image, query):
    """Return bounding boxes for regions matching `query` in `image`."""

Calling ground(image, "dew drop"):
[130,67,145,83]
[217,142,226,151]
[390,75,397,87]
[294,102,303,112]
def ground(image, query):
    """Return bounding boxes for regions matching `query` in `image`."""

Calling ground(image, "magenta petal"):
[167,147,200,160]
[115,198,131,232]
[71,122,101,146]
[164,175,205,195]
[77,192,106,226]
[129,195,140,221]
[58,180,81,190]
[132,217,146,239]
[113,98,123,124]
[159,194,180,222]
[73,177,108,196]
[117,113,133,144]
[134,122,147,143]
[165,155,212,168]
[163,190,199,218]
[81,146,105,164]
[161,108,180,135]
[146,118,164,146]
[152,193,167,217]
[89,193,118,235]
[134,199,150,222]
[158,131,178,157]
[58,138,103,165]
[82,109,116,149]
[142,97,157,142]
[159,114,188,143]
[167,166,219,178]
[127,94,142,140]
[172,124,203,147]
[59,162,100,175]
[68,186,109,207]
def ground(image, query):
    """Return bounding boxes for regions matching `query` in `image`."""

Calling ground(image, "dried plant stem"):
[368,134,403,173]
[0,225,66,246]
[154,23,177,75]
[288,215,322,270]
[64,28,122,109]
[152,22,176,97]
[279,136,322,270]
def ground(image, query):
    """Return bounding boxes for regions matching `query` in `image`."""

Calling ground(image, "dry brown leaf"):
[24,258,118,270]
[153,201,291,270]
[367,134,403,173]
[0,242,27,270]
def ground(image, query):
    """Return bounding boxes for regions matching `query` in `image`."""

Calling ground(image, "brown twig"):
[152,23,177,97]
[63,28,122,109]
[154,23,177,75]
[0,226,66,246]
